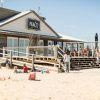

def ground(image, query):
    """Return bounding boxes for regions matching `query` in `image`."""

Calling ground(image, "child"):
[14,66,18,73]
[23,64,28,73]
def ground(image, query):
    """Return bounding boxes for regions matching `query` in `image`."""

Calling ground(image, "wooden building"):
[0,7,83,53]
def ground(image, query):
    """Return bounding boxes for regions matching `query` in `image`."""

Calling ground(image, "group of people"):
[70,48,92,57]
[3,59,34,73]
[70,48,99,57]
[62,48,100,73]
[14,64,28,73]
[1,59,29,73]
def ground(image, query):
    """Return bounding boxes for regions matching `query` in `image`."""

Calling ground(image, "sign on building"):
[28,18,40,30]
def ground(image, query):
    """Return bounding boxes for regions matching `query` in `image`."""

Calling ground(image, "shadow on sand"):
[69,71,82,73]
[29,79,41,81]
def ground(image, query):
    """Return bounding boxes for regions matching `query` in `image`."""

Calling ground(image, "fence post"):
[3,47,5,58]
[32,54,35,71]
[10,50,12,67]
[78,51,79,57]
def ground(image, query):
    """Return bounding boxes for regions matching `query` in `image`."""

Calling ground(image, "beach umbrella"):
[95,33,98,49]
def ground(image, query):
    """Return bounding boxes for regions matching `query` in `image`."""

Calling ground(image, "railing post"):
[92,43,94,57]
[54,45,58,58]
[3,47,5,58]
[10,50,12,67]
[32,54,35,71]
[58,59,61,73]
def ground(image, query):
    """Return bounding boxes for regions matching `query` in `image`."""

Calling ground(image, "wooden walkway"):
[0,56,59,72]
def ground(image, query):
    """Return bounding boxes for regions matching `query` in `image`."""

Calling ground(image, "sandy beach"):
[0,67,100,100]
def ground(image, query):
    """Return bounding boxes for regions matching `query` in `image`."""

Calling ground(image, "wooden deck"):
[0,55,100,71]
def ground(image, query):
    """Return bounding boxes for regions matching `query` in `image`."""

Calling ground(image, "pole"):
[68,58,70,73]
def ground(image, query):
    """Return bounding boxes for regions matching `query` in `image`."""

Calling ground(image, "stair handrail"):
[57,46,64,58]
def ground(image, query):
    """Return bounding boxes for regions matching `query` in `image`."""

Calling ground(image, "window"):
[19,38,29,56]
[7,37,18,56]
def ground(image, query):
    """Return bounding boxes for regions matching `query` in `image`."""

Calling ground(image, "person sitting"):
[73,49,77,57]
[5,58,10,68]
[14,66,18,73]
[83,48,88,56]
[23,64,28,73]
[14,66,22,73]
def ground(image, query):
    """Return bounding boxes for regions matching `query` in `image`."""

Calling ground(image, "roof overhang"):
[58,33,84,42]
[0,29,58,40]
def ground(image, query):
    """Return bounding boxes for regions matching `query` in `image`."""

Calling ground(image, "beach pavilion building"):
[0,7,83,55]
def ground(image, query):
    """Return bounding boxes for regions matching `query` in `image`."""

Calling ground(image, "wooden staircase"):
[71,57,100,70]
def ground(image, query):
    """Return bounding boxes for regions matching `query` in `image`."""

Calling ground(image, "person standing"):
[63,52,70,73]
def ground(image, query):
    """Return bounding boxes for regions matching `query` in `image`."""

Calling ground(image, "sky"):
[1,0,100,42]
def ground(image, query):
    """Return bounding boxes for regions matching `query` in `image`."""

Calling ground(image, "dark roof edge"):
[0,7,20,13]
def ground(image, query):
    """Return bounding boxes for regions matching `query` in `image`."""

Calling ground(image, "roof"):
[58,33,84,42]
[0,7,20,21]
[0,9,60,38]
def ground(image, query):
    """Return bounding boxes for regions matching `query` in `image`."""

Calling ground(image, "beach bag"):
[29,72,36,80]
